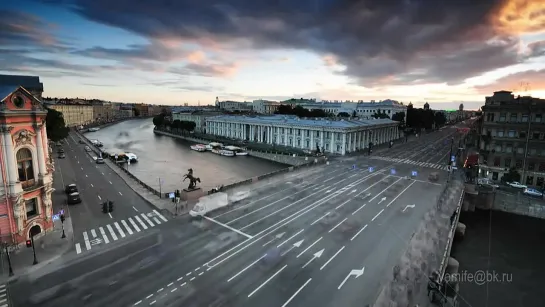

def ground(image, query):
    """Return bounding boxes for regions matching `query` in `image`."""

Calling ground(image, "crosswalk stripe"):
[153,217,161,224]
[107,224,118,240]
[83,231,92,250]
[75,243,82,254]
[141,213,155,227]
[121,220,134,235]
[153,210,168,222]
[129,217,142,232]
[134,215,148,230]
[114,222,126,238]
[99,227,110,244]
[91,229,97,238]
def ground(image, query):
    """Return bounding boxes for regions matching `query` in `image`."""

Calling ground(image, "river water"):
[84,118,287,192]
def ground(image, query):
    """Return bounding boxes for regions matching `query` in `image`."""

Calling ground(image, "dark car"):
[58,153,66,159]
[79,139,85,144]
[57,148,65,154]
[67,192,82,205]
[65,184,78,194]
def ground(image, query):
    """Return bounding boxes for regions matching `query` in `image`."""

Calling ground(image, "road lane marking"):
[109,181,112,184]
[310,212,329,225]
[80,167,83,170]
[153,210,168,222]
[133,300,141,306]
[157,288,163,292]
[171,288,177,293]
[114,222,126,238]
[91,229,97,238]
[83,232,92,250]
[97,195,102,200]
[386,180,416,207]
[108,213,113,218]
[152,217,161,224]
[350,224,368,241]
[277,229,303,248]
[203,216,253,239]
[119,192,123,196]
[335,199,351,209]
[227,255,266,282]
[194,267,200,271]
[99,227,110,244]
[145,294,153,299]
[140,213,155,227]
[297,237,322,258]
[281,278,312,307]
[371,209,385,221]
[351,203,367,215]
[101,172,104,175]
[85,174,88,177]
[367,177,402,203]
[328,218,347,233]
[90,184,94,187]
[180,282,186,287]
[248,265,287,298]
[198,272,203,276]
[320,246,345,271]
[189,277,195,281]
[133,206,139,212]
[106,224,118,241]
[167,282,173,287]
[177,277,184,281]
[150,301,156,305]
[75,243,81,254]
[121,220,133,235]
[129,217,142,232]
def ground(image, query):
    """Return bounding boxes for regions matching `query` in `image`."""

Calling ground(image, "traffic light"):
[108,201,114,212]
[60,214,65,223]
[26,240,32,248]
[102,202,108,213]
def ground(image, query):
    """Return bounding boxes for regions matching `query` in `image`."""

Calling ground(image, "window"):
[16,148,34,182]
[537,177,544,188]
[504,158,511,168]
[533,132,540,139]
[530,148,537,156]
[526,176,534,186]
[528,162,536,171]
[520,132,527,139]
[540,163,545,172]
[522,114,529,122]
[498,113,505,122]
[497,130,504,137]
[25,198,38,219]
[508,130,516,137]
[494,145,502,152]
[509,113,517,122]
[536,114,542,123]
[506,146,512,153]
[517,147,524,154]
[516,159,523,168]
[494,157,500,167]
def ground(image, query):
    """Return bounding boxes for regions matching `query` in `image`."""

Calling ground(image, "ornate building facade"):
[0,86,53,244]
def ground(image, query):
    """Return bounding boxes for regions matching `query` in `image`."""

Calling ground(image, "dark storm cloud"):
[40,0,537,84]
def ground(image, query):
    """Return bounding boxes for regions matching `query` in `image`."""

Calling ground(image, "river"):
[84,118,287,192]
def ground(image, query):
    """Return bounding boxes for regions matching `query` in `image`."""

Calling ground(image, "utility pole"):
[521,102,532,184]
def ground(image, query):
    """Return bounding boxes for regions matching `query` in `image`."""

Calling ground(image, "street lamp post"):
[30,234,38,265]
[2,243,14,276]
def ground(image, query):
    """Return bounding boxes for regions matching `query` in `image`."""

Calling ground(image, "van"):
[189,192,229,218]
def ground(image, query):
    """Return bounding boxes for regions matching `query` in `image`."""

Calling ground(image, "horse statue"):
[182,168,201,190]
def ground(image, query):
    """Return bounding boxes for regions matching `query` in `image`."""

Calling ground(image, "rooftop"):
[0,74,43,92]
[206,115,398,129]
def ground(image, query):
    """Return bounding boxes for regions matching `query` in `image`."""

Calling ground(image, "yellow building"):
[48,104,94,127]
[92,102,114,120]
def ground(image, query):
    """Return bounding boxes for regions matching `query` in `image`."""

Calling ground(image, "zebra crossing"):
[370,156,449,171]
[75,210,168,254]
[0,284,8,307]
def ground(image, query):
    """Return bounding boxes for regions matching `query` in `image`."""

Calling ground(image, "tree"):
[434,112,447,128]
[171,119,181,132]
[274,104,327,118]
[372,112,390,119]
[133,107,140,117]
[337,112,350,117]
[501,167,521,183]
[153,114,165,127]
[45,107,69,142]
[391,112,405,122]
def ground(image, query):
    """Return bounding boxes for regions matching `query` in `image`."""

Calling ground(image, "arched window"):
[16,148,34,182]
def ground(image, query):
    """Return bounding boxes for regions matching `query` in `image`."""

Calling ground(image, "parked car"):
[96,157,105,164]
[477,178,499,188]
[57,148,64,154]
[508,181,527,189]
[58,153,66,159]
[84,146,92,152]
[523,188,543,198]
[65,184,78,194]
[67,192,82,205]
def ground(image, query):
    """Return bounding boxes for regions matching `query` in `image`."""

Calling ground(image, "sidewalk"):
[0,217,74,283]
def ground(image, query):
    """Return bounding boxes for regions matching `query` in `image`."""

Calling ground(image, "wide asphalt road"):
[8,126,466,307]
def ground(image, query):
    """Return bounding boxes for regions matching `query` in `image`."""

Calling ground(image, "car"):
[58,153,66,159]
[96,157,105,164]
[65,184,78,194]
[57,148,64,154]
[79,139,85,144]
[523,188,543,198]
[84,146,92,152]
[508,181,527,189]
[67,192,82,205]
[477,178,499,188]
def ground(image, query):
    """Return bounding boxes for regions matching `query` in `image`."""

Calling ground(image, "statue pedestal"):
[182,187,203,201]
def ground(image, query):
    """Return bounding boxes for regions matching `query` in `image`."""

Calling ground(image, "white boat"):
[206,142,223,151]
[190,144,207,152]
[212,149,235,157]
[224,145,248,156]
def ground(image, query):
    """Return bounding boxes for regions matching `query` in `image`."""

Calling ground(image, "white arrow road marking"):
[402,204,416,212]
[302,249,324,268]
[262,232,286,247]
[378,197,387,204]
[338,267,365,290]
[348,189,357,195]
[277,229,303,248]
[386,180,416,208]
[297,237,322,258]
[281,239,305,256]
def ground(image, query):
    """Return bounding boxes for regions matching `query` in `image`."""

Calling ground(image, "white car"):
[523,188,543,197]
[477,178,499,188]
[508,182,527,189]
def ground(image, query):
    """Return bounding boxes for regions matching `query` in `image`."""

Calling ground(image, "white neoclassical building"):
[205,115,401,155]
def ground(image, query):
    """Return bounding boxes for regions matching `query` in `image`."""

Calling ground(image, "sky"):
[0,0,544,110]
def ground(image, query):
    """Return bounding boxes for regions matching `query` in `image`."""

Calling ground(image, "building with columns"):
[0,86,54,244]
[205,115,401,155]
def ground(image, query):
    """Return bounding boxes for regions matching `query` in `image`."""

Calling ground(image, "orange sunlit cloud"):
[475,69,545,94]
[493,0,545,34]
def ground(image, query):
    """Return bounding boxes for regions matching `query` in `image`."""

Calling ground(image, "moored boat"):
[212,148,235,156]
[190,144,207,152]
[224,145,248,156]
[206,142,223,151]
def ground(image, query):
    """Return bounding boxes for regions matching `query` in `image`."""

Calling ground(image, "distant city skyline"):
[1,0,544,111]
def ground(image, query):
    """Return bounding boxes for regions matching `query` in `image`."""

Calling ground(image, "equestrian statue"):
[183,168,201,190]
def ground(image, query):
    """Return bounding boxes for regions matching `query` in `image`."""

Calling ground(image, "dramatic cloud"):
[39,0,545,85]
[475,69,545,94]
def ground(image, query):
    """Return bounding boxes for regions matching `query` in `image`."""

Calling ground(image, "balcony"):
[21,178,44,192]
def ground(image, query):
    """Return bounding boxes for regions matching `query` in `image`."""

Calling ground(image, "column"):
[34,124,47,176]
[320,131,324,150]
[1,126,17,187]
[330,132,335,153]
[342,133,347,155]
[310,130,315,150]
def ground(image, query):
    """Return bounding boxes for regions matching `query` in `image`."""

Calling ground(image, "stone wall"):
[492,191,545,219]
[153,129,311,166]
